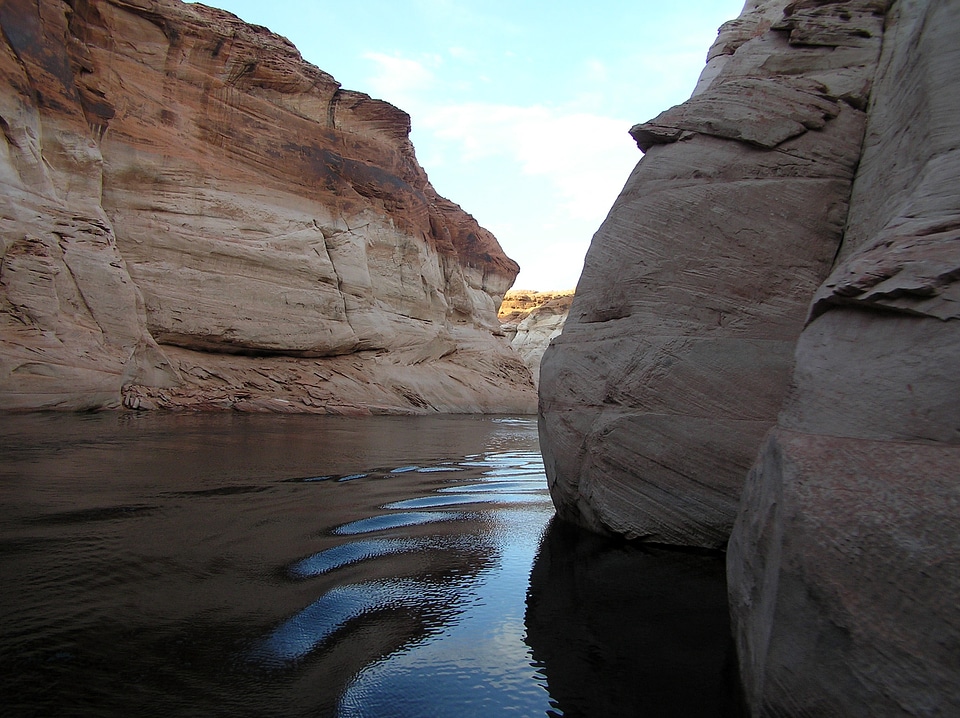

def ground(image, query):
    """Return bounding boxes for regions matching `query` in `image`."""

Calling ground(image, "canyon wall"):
[0,0,535,414]
[539,0,959,714]
[727,0,960,713]
[539,0,889,548]
[499,290,573,388]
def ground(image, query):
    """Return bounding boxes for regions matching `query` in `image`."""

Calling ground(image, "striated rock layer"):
[510,296,571,389]
[0,0,535,414]
[539,0,959,712]
[539,0,890,548]
[499,290,573,388]
[727,0,960,714]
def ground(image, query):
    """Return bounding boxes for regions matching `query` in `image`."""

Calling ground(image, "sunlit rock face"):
[728,0,960,714]
[539,0,889,548]
[0,0,534,413]
[499,291,573,388]
[511,296,571,388]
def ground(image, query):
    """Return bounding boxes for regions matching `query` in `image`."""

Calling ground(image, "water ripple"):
[289,539,433,578]
[287,463,467,483]
[385,494,545,510]
[164,485,270,498]
[332,511,465,536]
[24,504,157,525]
[250,580,425,666]
[249,445,552,686]
[439,481,546,494]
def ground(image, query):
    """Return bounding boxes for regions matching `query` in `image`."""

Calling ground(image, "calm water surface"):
[0,413,740,717]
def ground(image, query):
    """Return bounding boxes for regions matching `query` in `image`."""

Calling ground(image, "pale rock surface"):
[511,297,571,389]
[498,290,573,387]
[539,0,889,548]
[0,0,535,413]
[498,290,574,329]
[727,0,960,713]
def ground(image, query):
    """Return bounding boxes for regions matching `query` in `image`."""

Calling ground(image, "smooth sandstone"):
[539,0,959,713]
[0,0,535,413]
[539,0,888,548]
[728,0,960,713]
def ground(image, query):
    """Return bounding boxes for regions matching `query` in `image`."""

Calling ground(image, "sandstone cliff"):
[540,0,889,548]
[727,0,960,714]
[499,289,574,327]
[539,0,960,714]
[0,0,535,414]
[499,289,573,387]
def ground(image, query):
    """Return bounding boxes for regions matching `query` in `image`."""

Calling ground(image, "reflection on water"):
[331,510,467,535]
[289,538,434,578]
[0,412,740,717]
[528,520,744,717]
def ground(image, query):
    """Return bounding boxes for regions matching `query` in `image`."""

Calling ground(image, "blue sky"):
[188,1,745,289]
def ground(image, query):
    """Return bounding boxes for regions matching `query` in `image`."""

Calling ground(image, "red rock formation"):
[0,0,535,413]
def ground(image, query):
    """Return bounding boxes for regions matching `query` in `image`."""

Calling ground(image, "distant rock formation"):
[0,0,535,414]
[499,290,573,387]
[499,290,574,327]
[539,0,960,714]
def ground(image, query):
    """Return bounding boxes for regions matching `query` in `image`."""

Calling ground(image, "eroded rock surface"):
[539,0,889,548]
[539,0,958,711]
[499,290,573,387]
[727,0,960,713]
[0,0,535,413]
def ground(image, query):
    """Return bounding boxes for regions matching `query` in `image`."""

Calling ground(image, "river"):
[0,412,741,716]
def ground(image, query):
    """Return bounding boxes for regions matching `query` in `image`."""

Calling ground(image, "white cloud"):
[418,103,637,223]
[361,52,441,104]
[447,46,473,61]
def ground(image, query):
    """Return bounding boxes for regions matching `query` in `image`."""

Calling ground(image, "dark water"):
[0,412,740,717]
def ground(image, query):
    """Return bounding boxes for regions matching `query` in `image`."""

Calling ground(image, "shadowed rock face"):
[539,0,890,548]
[539,0,959,713]
[728,0,960,714]
[0,0,534,413]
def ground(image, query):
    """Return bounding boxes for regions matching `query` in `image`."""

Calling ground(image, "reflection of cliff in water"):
[526,519,745,717]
